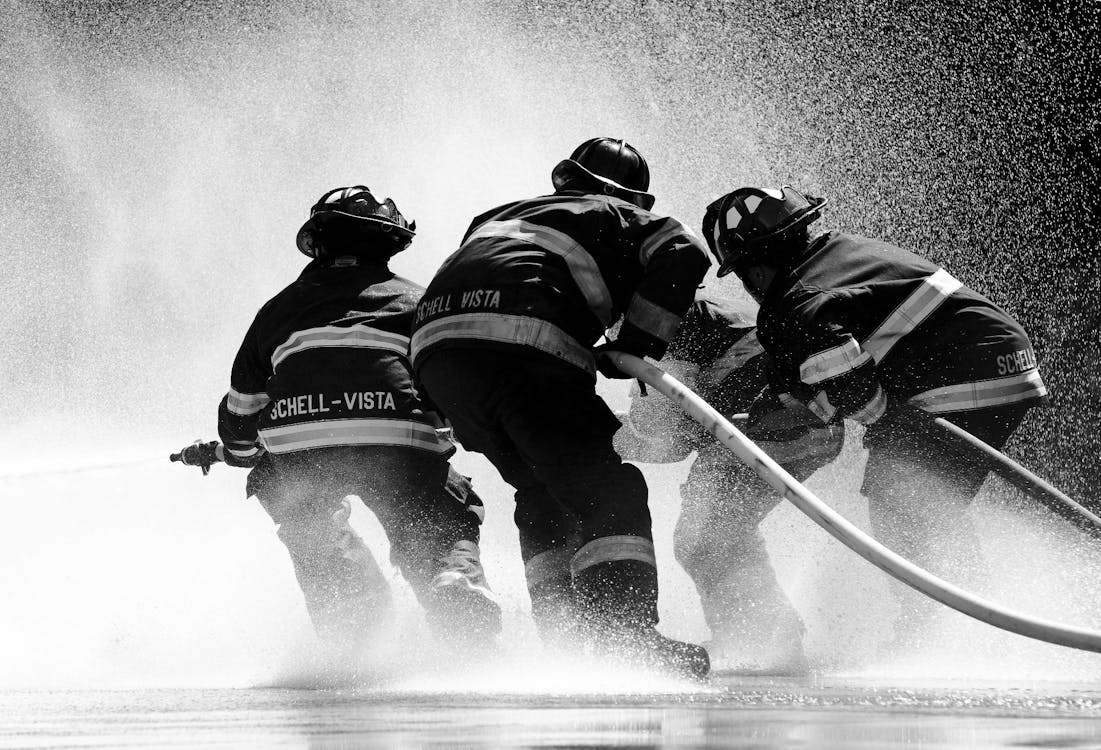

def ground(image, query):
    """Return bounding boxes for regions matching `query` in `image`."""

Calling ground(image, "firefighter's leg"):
[508,399,709,677]
[861,405,1027,650]
[363,450,501,647]
[417,351,579,647]
[490,449,581,645]
[427,465,502,643]
[673,445,806,672]
[864,444,981,649]
[251,460,392,648]
[419,349,706,674]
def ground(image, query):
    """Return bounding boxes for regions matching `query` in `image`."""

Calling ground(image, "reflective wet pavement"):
[4,677,1100,749]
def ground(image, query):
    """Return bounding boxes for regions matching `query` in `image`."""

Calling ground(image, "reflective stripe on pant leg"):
[570,535,657,576]
[525,546,575,588]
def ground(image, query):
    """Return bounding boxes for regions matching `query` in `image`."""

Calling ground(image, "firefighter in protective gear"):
[411,138,712,677]
[614,293,843,673]
[216,185,500,650]
[702,185,1049,648]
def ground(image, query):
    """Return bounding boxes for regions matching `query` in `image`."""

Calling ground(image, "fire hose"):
[610,352,1101,654]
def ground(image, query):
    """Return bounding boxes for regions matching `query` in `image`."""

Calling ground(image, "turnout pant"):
[861,402,1032,642]
[246,446,482,647]
[674,434,842,667]
[418,348,659,640]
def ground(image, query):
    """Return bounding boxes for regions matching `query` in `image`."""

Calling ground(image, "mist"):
[1,0,1098,689]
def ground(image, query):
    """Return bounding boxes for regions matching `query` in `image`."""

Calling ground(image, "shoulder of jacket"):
[386,273,426,293]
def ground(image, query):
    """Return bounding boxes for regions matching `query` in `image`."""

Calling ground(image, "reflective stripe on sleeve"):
[524,547,577,588]
[625,293,681,343]
[227,388,270,416]
[259,418,454,454]
[799,335,871,385]
[465,219,614,326]
[570,535,657,575]
[225,441,262,459]
[272,325,410,371]
[637,218,704,266]
[848,383,887,424]
[410,312,596,376]
[908,370,1048,413]
[863,268,963,363]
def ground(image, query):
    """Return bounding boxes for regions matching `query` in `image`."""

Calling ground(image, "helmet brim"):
[296,211,416,258]
[551,159,656,211]
[709,195,827,278]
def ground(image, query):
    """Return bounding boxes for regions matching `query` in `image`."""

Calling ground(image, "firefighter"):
[613,292,843,673]
[190,185,500,652]
[700,185,1049,647]
[410,138,712,677]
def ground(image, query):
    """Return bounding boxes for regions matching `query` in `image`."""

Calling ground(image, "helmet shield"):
[702,185,826,277]
[296,185,416,259]
[551,137,656,210]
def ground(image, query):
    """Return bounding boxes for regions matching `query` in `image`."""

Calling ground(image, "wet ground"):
[2,448,1099,749]
[3,676,1100,749]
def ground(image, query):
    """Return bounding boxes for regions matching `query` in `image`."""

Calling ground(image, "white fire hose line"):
[610,352,1101,654]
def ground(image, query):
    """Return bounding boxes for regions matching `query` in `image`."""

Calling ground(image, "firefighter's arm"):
[216,322,271,467]
[170,439,261,473]
[745,388,844,466]
[784,292,887,426]
[800,335,887,425]
[605,216,712,370]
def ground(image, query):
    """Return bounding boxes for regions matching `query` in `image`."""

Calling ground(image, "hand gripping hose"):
[610,352,1101,654]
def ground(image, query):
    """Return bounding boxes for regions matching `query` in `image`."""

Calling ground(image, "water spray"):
[0,457,163,482]
[610,352,1101,655]
[722,411,1101,537]
[928,416,1101,536]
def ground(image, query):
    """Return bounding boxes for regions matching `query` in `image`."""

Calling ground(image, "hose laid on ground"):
[610,352,1101,654]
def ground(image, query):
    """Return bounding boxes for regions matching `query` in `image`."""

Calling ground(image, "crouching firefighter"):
[701,185,1050,650]
[178,185,500,652]
[614,292,842,673]
[410,138,712,678]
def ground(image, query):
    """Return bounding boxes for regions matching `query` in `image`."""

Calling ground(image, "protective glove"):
[169,440,221,475]
[593,342,644,380]
[746,392,841,467]
[746,391,824,442]
[753,432,841,466]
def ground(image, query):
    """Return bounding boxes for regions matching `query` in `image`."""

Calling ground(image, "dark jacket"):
[756,231,1048,423]
[217,256,452,463]
[409,190,711,378]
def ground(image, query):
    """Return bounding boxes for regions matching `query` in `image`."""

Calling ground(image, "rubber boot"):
[574,559,710,680]
[426,540,502,645]
[528,572,579,648]
[679,527,807,674]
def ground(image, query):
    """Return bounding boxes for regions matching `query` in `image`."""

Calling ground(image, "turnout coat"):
[217,257,452,464]
[409,190,711,376]
[756,231,1048,425]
